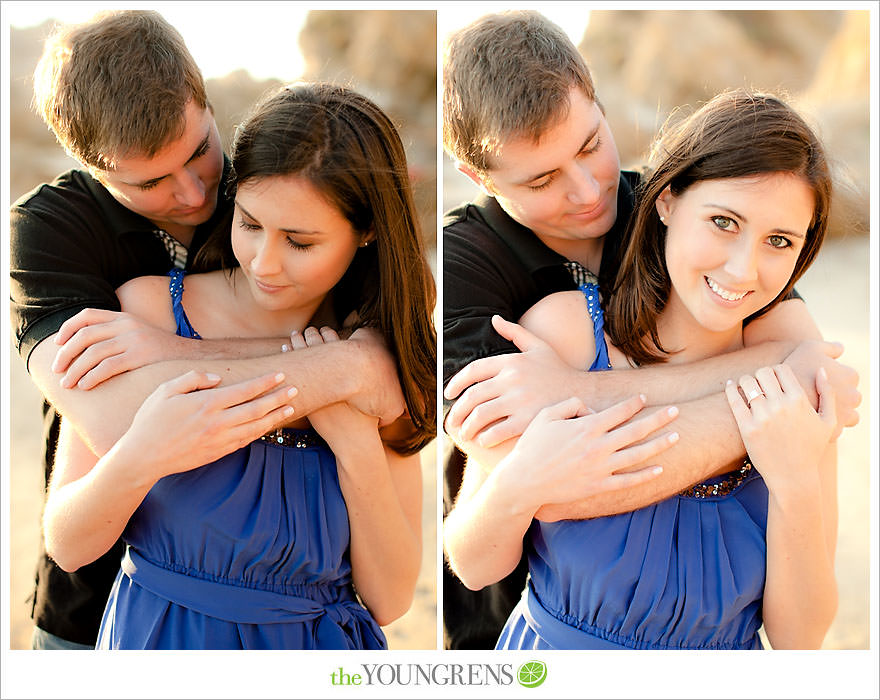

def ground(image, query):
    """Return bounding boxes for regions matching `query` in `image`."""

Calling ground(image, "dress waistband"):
[122,547,358,628]
[521,586,630,650]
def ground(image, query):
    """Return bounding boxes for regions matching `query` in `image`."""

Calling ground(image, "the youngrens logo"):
[329,661,548,688]
[516,660,547,688]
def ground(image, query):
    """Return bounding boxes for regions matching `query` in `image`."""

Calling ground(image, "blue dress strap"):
[167,269,201,340]
[578,282,610,371]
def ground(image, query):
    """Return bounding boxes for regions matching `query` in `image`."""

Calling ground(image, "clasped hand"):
[52,309,187,389]
[445,315,579,447]
[285,326,382,447]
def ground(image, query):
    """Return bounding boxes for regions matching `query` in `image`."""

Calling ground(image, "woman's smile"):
[704,276,751,304]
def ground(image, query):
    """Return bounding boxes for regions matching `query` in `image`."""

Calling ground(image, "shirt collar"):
[475,171,638,276]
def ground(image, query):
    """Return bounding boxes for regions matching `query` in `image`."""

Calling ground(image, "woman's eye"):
[138,181,159,191]
[768,234,792,249]
[238,219,260,231]
[286,239,312,251]
[711,216,734,230]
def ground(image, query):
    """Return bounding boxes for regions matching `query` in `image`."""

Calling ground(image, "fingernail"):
[206,373,221,381]
[667,406,679,417]
[639,393,647,403]
[669,432,679,443]
[287,387,298,398]
[818,367,827,380]
[283,406,294,417]
[653,466,663,474]
[274,372,285,383]
[726,379,733,386]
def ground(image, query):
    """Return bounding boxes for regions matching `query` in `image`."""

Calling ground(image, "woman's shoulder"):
[518,290,598,370]
[115,270,224,331]
[113,274,175,332]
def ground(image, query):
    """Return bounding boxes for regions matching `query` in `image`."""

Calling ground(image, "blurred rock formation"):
[579,9,868,236]
[299,10,437,248]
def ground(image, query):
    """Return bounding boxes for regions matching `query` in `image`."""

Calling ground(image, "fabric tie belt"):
[519,584,630,650]
[518,583,760,650]
[121,547,369,645]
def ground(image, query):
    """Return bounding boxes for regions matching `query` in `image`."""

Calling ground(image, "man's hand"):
[346,327,406,427]
[444,315,579,447]
[52,309,188,390]
[783,340,860,438]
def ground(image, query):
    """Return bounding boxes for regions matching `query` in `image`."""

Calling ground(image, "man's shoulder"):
[12,169,93,210]
[443,199,516,264]
[443,198,488,229]
[11,169,109,234]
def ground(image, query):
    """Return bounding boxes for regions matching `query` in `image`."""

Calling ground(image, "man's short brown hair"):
[33,10,208,171]
[443,11,597,173]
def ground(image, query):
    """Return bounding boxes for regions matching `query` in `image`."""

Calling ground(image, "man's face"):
[93,100,224,241]
[466,87,621,261]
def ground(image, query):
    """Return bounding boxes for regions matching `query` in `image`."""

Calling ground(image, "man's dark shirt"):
[9,162,232,645]
[441,171,640,649]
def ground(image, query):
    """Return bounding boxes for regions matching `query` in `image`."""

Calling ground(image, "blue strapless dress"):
[496,283,769,650]
[96,269,386,649]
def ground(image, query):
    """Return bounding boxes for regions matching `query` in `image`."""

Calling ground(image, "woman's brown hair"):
[606,89,832,366]
[194,82,436,454]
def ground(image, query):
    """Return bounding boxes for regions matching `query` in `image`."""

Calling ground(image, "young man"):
[441,11,860,649]
[11,10,402,650]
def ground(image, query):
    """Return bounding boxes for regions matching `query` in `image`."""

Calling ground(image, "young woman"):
[445,89,838,650]
[42,83,436,649]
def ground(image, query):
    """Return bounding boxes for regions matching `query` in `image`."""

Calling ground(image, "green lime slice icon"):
[517,660,547,688]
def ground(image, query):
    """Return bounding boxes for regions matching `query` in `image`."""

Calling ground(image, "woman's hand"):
[286,326,381,451]
[725,364,836,494]
[115,369,297,481]
[494,394,679,512]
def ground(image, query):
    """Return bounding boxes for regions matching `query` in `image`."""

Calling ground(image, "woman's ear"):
[359,230,376,247]
[655,185,675,223]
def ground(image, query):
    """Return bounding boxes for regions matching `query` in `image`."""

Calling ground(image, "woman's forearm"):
[762,446,839,649]
[443,456,536,592]
[43,439,156,572]
[333,435,422,626]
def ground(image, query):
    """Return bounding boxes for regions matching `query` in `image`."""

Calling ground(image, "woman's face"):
[231,174,369,314]
[657,172,814,334]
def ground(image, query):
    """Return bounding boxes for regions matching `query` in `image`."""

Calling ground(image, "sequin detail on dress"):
[678,459,754,498]
[259,429,326,449]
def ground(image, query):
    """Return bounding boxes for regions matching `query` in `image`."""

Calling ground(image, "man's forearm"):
[580,341,796,409]
[30,336,364,455]
[454,390,745,522]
